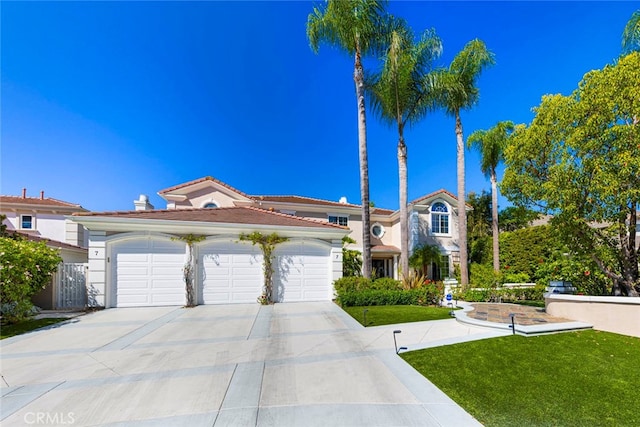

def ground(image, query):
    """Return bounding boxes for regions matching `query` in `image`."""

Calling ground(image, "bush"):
[338,289,424,307]
[369,277,403,291]
[469,263,502,288]
[0,237,62,323]
[333,277,373,294]
[334,276,442,307]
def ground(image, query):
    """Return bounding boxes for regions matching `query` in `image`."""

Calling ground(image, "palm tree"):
[622,10,640,54]
[409,243,442,278]
[467,121,514,273]
[367,25,442,276]
[307,0,392,278]
[434,39,495,286]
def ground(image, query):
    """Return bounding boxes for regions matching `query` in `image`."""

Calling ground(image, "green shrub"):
[369,277,402,290]
[503,272,531,283]
[469,263,502,288]
[0,237,62,323]
[338,289,425,307]
[333,277,372,294]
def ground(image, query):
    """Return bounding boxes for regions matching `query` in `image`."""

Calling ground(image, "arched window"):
[203,202,218,208]
[431,202,449,234]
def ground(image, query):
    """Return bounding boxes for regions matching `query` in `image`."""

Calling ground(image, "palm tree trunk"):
[490,169,500,272]
[398,133,409,276]
[455,110,469,286]
[354,48,372,279]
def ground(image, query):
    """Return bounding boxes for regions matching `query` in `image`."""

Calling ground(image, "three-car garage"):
[107,233,337,308]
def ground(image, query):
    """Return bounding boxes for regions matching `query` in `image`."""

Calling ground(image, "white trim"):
[371,222,385,238]
[201,199,220,209]
[69,215,348,240]
[19,213,35,230]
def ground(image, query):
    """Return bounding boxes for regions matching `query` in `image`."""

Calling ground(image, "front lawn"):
[401,330,640,426]
[342,305,455,326]
[1,318,69,339]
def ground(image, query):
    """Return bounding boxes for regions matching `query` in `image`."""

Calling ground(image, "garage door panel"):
[112,237,185,307]
[199,241,262,304]
[274,243,331,303]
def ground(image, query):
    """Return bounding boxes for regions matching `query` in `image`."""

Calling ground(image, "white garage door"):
[198,240,262,304]
[111,237,186,307]
[274,242,331,303]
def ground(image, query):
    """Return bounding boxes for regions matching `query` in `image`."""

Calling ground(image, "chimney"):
[339,196,348,204]
[40,190,45,200]
[134,194,154,211]
[22,188,26,198]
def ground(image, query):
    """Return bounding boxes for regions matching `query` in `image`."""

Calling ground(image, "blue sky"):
[1,1,636,212]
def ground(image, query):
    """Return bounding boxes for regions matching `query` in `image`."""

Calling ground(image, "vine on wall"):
[172,234,206,307]
[239,232,288,304]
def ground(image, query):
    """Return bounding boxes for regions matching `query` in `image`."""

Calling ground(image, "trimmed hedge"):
[334,277,444,307]
[453,284,546,303]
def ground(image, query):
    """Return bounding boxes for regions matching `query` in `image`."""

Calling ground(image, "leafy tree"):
[409,243,442,277]
[239,232,288,303]
[502,53,640,296]
[499,226,557,283]
[367,23,442,276]
[0,237,62,323]
[466,191,492,264]
[467,121,514,272]
[307,0,393,278]
[0,214,8,237]
[434,39,495,285]
[342,235,363,277]
[498,206,540,232]
[622,9,640,54]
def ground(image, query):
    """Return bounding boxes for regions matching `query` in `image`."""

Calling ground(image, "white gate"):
[56,263,88,309]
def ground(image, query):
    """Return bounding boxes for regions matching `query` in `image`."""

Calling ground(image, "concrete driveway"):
[1,302,507,426]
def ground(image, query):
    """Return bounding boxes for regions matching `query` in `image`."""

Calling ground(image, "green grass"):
[342,305,455,326]
[401,330,640,426]
[1,318,69,339]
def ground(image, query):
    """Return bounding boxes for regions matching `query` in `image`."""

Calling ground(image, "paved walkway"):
[466,303,571,325]
[1,302,509,427]
[455,302,593,335]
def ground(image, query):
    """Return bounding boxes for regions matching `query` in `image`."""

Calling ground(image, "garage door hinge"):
[107,257,110,263]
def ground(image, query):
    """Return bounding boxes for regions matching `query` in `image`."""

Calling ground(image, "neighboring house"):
[1,189,89,309]
[69,176,468,309]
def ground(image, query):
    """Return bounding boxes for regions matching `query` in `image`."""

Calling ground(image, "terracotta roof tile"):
[252,195,363,209]
[0,195,86,210]
[7,230,87,251]
[73,206,347,230]
[371,245,401,253]
[158,176,252,199]
[409,189,471,208]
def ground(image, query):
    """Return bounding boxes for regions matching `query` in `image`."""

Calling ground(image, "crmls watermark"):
[24,412,75,425]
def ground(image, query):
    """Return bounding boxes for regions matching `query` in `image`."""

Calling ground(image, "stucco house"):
[1,189,89,309]
[69,176,468,308]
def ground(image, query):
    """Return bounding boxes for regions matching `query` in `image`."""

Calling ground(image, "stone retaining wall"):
[545,293,640,337]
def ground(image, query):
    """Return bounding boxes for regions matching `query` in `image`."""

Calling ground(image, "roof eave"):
[68,215,349,240]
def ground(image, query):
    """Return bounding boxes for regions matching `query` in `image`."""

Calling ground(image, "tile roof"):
[158,176,252,198]
[371,245,401,253]
[252,195,363,209]
[6,230,87,251]
[409,189,458,206]
[73,206,347,230]
[0,195,86,210]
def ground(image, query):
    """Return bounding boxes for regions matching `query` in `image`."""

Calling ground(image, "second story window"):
[328,215,348,226]
[430,202,449,234]
[20,214,34,230]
